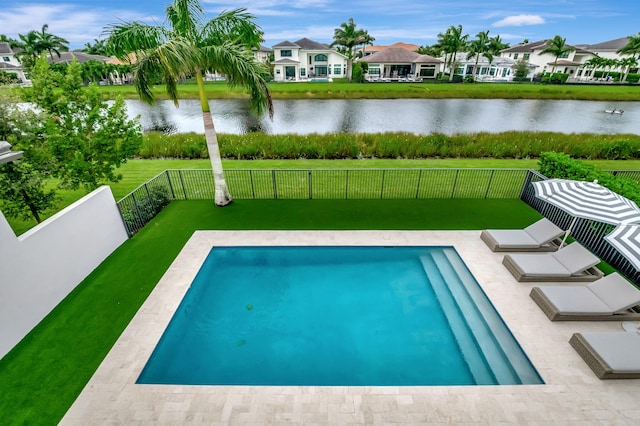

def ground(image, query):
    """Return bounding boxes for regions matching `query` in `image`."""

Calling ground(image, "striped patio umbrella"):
[605,224,640,270]
[532,179,640,246]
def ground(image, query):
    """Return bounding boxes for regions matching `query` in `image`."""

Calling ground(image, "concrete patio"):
[62,230,640,424]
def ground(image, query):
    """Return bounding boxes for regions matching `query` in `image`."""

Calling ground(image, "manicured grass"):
[0,198,543,424]
[7,81,640,101]
[8,157,640,236]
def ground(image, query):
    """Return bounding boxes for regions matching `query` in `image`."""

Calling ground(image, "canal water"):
[125,98,640,135]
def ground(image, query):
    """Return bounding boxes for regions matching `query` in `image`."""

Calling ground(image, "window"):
[300,68,306,76]
[523,53,530,60]
[2,56,10,62]
[280,49,292,57]
[514,53,519,59]
[559,51,570,58]
[419,68,435,77]
[369,67,380,75]
[314,54,328,62]
[334,66,341,75]
[418,65,435,77]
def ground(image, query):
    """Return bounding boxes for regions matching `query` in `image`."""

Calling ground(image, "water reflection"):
[125,99,640,135]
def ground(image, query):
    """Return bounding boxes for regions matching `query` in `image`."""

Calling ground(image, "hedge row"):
[539,151,640,205]
[137,131,640,161]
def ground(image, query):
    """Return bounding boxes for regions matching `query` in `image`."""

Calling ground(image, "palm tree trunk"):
[346,57,353,83]
[196,70,232,206]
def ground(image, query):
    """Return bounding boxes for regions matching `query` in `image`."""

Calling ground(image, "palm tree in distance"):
[466,30,491,77]
[539,35,575,74]
[618,56,638,82]
[105,0,272,206]
[617,33,640,82]
[487,35,508,76]
[35,24,69,62]
[437,25,469,81]
[13,31,41,70]
[331,18,374,83]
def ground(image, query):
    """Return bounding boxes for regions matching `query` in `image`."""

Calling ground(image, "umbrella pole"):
[560,217,577,248]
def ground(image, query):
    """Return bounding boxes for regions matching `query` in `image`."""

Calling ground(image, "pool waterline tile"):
[61,231,640,425]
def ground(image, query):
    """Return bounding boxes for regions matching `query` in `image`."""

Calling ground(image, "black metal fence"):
[116,168,640,285]
[116,168,530,235]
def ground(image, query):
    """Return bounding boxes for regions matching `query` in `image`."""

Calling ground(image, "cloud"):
[492,14,545,27]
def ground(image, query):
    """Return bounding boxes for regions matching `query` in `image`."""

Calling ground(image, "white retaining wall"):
[0,186,128,359]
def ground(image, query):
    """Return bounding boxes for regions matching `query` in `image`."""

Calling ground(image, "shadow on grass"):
[0,199,543,424]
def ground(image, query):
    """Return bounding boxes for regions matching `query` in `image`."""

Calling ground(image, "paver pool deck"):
[62,231,640,424]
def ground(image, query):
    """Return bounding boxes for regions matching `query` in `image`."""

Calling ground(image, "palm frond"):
[201,8,263,49]
[131,38,200,105]
[201,43,272,118]
[166,0,205,41]
[104,22,168,59]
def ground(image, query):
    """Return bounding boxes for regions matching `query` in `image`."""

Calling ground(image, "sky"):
[1,0,639,50]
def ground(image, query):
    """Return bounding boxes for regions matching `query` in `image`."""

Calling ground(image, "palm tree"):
[437,25,469,81]
[539,35,575,74]
[35,24,69,62]
[617,33,640,82]
[618,56,638,82]
[583,56,603,80]
[331,18,374,83]
[13,31,41,71]
[487,35,508,77]
[105,0,272,206]
[466,30,491,77]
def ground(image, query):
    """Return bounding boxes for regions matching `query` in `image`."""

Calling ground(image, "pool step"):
[441,249,541,385]
[422,249,541,385]
[419,254,496,385]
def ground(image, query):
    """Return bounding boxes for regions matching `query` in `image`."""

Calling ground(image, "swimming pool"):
[138,246,542,386]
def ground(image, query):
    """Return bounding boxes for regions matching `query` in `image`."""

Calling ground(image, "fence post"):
[415,169,423,199]
[166,170,176,200]
[272,170,277,199]
[519,169,535,200]
[380,169,386,199]
[345,170,349,199]
[451,170,459,198]
[484,169,495,199]
[144,183,158,213]
[308,170,313,199]
[250,170,255,199]
[116,202,133,238]
[178,170,187,200]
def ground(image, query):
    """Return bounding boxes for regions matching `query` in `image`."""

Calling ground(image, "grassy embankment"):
[87,80,640,101]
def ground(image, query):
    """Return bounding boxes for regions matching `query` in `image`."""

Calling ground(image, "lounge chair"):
[480,218,564,252]
[569,331,640,379]
[529,273,640,320]
[502,242,603,282]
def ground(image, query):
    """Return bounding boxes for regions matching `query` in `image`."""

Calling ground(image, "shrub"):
[625,73,640,84]
[119,185,171,232]
[538,151,640,205]
[541,72,569,84]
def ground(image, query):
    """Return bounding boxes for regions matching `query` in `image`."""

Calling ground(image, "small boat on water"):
[605,109,624,114]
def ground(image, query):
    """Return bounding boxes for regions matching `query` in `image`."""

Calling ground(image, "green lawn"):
[5,80,640,101]
[0,198,544,425]
[8,157,640,236]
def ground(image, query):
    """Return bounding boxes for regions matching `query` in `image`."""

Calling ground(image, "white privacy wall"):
[0,186,128,359]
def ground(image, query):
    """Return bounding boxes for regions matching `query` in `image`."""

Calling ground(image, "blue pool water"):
[138,246,542,386]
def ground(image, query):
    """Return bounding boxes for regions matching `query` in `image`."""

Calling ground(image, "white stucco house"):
[359,48,442,81]
[499,39,593,78]
[253,45,272,64]
[0,42,29,84]
[499,37,638,81]
[272,38,347,82]
[447,52,537,81]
